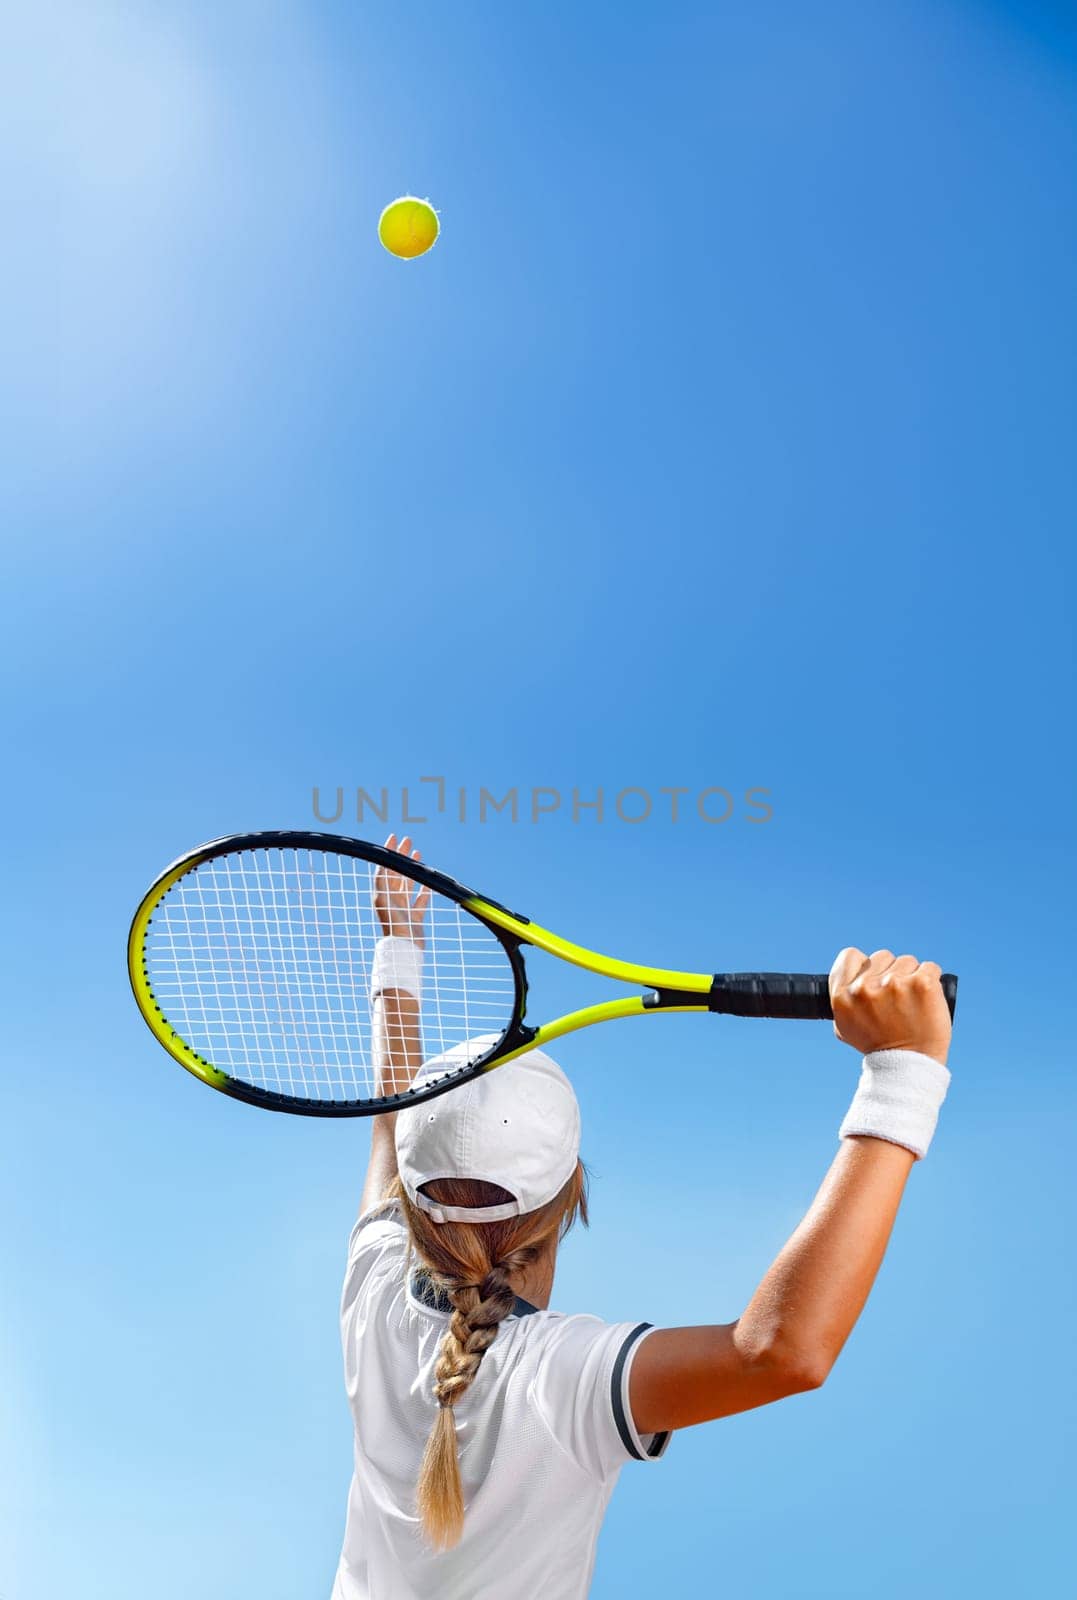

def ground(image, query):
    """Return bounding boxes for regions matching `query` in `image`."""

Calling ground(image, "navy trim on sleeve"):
[611,1322,670,1461]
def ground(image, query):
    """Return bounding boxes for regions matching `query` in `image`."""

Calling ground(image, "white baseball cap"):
[394,1035,581,1224]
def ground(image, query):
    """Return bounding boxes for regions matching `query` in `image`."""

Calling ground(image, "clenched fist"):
[829,948,952,1066]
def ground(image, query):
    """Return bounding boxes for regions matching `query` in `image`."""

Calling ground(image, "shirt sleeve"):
[341,1197,410,1331]
[339,1199,411,1388]
[345,1195,408,1266]
[530,1314,673,1480]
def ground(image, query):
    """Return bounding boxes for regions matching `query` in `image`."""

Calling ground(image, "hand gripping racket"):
[128,831,958,1117]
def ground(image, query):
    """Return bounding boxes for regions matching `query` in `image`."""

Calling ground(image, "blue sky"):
[1,1,1074,1595]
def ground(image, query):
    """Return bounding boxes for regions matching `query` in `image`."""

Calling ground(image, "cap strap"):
[413,1191,523,1225]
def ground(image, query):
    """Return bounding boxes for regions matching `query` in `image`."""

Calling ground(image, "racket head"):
[127,832,534,1116]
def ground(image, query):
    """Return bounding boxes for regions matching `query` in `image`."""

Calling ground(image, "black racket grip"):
[708,972,958,1021]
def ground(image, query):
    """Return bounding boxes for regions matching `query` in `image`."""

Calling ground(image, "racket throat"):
[642,987,713,1012]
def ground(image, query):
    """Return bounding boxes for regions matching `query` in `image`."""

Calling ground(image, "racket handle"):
[708,972,959,1021]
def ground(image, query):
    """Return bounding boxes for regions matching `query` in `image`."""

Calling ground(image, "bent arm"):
[736,1133,913,1383]
[630,1135,913,1432]
[630,946,953,1434]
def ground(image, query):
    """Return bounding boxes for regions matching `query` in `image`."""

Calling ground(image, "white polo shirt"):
[332,1199,671,1600]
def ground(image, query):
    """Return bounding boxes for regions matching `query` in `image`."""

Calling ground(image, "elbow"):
[741,1334,834,1394]
[782,1352,831,1393]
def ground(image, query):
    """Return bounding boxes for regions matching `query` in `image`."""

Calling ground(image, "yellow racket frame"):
[463,896,713,1068]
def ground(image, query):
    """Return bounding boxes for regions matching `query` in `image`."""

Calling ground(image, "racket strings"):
[143,848,516,1102]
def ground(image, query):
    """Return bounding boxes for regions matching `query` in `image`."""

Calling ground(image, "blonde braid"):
[384,1166,590,1552]
[434,1254,532,1410]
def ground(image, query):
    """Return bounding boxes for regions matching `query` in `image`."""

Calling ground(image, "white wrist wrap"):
[839,1049,951,1159]
[370,937,424,1004]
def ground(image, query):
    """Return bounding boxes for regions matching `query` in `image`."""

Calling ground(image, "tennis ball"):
[378,195,440,259]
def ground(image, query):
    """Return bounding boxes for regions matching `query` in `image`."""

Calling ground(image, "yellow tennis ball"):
[378,196,440,260]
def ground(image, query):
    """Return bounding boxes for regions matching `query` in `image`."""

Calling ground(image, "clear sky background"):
[1,1,1075,1595]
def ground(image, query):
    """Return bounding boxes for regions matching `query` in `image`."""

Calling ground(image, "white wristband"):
[839,1048,951,1159]
[370,936,424,1004]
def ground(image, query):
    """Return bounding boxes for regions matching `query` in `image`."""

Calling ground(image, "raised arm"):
[629,947,953,1433]
[359,834,429,1215]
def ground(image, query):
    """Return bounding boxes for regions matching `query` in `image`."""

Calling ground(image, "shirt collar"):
[410,1268,540,1318]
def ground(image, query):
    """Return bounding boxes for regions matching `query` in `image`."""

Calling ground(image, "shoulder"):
[347,1195,407,1255]
[343,1196,409,1296]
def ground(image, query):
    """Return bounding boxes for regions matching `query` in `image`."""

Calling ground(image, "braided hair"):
[384,1165,589,1551]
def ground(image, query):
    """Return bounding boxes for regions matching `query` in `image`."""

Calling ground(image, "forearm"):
[736,1135,914,1380]
[372,990,423,1100]
[368,926,426,1125]
[736,955,955,1379]
[359,991,422,1207]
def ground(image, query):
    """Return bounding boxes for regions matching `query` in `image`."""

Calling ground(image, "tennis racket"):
[128,830,958,1117]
